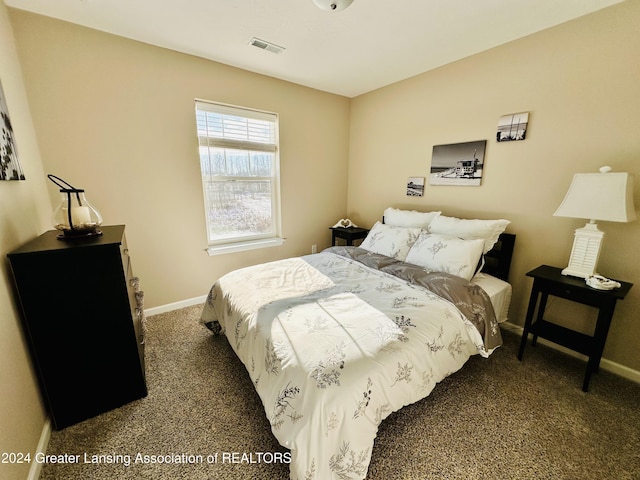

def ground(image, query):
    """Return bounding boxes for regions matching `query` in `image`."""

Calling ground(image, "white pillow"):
[428,215,510,254]
[405,232,485,281]
[360,221,421,261]
[383,207,441,229]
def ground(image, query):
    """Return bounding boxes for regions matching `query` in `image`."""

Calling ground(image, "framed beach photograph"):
[497,112,529,142]
[406,177,425,196]
[429,140,486,186]
[1,79,25,180]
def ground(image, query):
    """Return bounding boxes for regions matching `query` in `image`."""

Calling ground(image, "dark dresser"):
[7,225,147,429]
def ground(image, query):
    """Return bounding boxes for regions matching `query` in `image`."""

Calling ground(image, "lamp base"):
[561,222,603,278]
[56,228,103,240]
[561,266,598,279]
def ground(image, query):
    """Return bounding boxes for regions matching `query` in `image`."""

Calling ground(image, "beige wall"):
[2,4,639,475]
[9,9,351,310]
[0,2,52,479]
[348,0,640,371]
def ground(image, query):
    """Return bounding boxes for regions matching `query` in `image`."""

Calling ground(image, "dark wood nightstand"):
[517,265,632,392]
[330,227,369,246]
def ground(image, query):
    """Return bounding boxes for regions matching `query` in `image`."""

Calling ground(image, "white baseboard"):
[27,419,51,480]
[144,295,207,317]
[502,321,640,384]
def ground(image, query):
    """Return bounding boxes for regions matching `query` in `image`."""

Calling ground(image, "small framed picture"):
[406,177,425,196]
[497,112,529,142]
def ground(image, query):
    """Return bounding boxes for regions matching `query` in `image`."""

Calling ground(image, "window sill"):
[206,237,285,256]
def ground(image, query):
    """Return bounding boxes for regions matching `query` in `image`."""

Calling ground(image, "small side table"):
[517,265,632,392]
[330,227,369,246]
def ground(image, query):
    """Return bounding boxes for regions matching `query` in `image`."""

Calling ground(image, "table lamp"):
[553,166,636,278]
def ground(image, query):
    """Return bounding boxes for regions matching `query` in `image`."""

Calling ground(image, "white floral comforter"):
[201,247,501,480]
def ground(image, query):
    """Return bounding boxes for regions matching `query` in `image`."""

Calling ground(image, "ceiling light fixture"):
[312,0,355,12]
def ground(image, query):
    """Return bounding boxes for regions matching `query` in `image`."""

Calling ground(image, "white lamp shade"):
[553,171,636,223]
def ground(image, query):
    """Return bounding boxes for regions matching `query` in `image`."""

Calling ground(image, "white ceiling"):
[5,0,623,98]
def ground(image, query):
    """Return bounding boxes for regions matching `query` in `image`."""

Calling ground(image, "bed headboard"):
[482,232,516,281]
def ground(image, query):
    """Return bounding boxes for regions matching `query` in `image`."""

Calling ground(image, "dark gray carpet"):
[40,305,640,480]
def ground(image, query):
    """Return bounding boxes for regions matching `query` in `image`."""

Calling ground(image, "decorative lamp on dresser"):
[7,225,147,430]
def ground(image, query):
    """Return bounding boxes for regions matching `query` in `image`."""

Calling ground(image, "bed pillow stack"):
[359,209,510,281]
[360,208,442,261]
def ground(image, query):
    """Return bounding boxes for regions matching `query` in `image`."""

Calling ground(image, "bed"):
[201,209,515,479]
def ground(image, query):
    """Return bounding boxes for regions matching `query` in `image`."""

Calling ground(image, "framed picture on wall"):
[497,112,529,142]
[406,177,425,196]
[1,79,26,181]
[429,140,486,186]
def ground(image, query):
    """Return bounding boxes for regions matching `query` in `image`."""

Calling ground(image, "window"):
[195,100,283,254]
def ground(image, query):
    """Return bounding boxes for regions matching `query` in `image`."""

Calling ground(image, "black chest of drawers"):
[8,225,147,429]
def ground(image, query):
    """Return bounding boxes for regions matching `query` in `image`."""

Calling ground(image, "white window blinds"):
[195,100,282,253]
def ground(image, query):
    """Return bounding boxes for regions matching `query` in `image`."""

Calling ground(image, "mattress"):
[471,272,512,323]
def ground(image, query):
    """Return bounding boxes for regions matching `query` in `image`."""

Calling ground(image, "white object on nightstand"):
[331,218,358,228]
[586,275,621,290]
[553,166,636,278]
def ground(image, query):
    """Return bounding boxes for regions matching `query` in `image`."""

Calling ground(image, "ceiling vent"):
[249,37,285,54]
